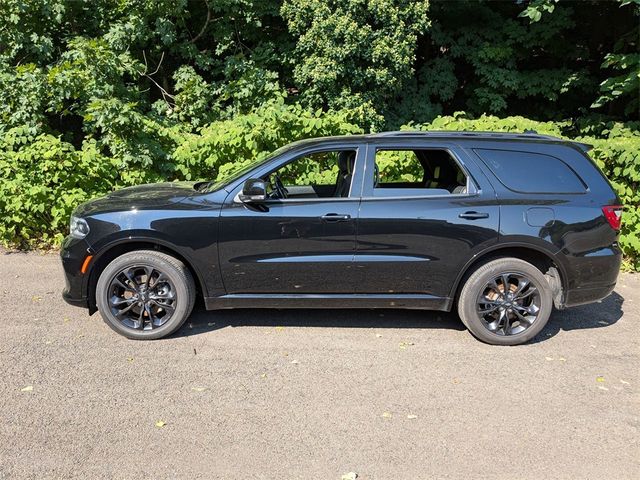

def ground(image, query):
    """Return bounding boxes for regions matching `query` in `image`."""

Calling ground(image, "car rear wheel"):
[96,250,196,340]
[457,257,553,345]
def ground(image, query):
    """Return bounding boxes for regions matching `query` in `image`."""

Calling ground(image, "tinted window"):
[474,149,586,193]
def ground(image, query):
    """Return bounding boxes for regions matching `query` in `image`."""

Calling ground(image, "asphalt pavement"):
[0,251,638,479]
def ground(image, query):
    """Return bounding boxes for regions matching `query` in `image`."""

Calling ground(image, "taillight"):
[602,205,623,230]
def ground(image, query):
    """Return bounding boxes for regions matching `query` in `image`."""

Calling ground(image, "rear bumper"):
[560,245,622,308]
[562,282,617,308]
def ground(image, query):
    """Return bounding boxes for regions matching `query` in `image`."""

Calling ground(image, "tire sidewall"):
[458,259,553,346]
[96,252,193,340]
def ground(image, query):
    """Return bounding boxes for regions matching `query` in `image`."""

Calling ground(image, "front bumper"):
[60,235,92,310]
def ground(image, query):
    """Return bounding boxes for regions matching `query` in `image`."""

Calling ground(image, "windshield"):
[205,144,295,192]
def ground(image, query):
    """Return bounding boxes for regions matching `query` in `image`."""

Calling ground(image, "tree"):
[281,0,429,127]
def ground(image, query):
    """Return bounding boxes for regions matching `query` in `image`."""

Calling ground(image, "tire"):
[457,257,553,346]
[96,250,196,340]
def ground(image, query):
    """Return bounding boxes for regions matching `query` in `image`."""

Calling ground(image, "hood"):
[75,182,199,216]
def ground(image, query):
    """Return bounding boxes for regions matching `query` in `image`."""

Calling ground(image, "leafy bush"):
[171,100,362,182]
[0,104,361,248]
[0,127,117,247]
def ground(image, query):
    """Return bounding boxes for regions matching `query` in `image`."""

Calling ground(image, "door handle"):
[459,211,489,220]
[321,213,351,222]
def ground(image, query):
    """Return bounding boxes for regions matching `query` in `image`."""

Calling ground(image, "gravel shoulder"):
[0,251,638,479]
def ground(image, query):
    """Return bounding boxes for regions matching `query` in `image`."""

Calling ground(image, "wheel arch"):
[450,243,567,310]
[85,239,207,314]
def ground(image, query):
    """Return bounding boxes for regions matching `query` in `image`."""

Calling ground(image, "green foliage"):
[281,0,429,126]
[0,127,117,247]
[172,100,362,182]
[0,104,361,248]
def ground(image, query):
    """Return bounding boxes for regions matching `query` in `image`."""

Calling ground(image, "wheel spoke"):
[515,287,537,301]
[150,291,175,300]
[512,308,534,325]
[115,302,137,317]
[500,273,511,292]
[144,304,156,328]
[123,269,140,291]
[111,296,136,307]
[503,311,511,335]
[488,279,502,296]
[144,266,154,288]
[513,277,530,296]
[136,304,145,329]
[152,300,175,312]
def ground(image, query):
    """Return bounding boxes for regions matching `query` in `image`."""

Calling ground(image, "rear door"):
[354,140,499,298]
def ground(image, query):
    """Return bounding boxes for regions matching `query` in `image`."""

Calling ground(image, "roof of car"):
[369,130,561,141]
[290,130,592,151]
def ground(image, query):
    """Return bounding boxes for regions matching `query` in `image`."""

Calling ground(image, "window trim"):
[361,144,479,200]
[472,147,588,195]
[229,143,366,204]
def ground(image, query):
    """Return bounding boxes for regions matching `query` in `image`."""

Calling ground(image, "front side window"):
[373,149,468,197]
[265,149,357,200]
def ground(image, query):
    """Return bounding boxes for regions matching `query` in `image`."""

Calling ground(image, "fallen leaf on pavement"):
[21,385,33,392]
[341,473,358,480]
[275,326,285,331]
[375,333,383,338]
[545,356,554,361]
[127,357,134,362]
[596,376,605,382]
[399,341,415,349]
[155,420,167,428]
[191,386,207,392]
[382,412,392,418]
[407,414,418,419]
[291,359,299,365]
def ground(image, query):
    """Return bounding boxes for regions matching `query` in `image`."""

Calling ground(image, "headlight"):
[70,216,90,239]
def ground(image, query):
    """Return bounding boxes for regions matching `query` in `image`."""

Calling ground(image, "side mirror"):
[239,178,267,203]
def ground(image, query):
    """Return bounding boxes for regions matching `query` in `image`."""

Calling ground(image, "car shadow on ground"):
[530,291,624,344]
[170,291,625,343]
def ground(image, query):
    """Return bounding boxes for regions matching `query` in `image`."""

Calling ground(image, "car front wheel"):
[96,250,196,340]
[458,257,553,345]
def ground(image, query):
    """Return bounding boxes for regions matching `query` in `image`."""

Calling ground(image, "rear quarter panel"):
[461,140,621,292]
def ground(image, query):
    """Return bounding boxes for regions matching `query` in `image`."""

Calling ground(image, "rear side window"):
[474,149,586,194]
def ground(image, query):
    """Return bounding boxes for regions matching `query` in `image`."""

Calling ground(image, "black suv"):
[61,131,622,345]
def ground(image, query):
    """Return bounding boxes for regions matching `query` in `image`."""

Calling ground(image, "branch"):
[190,0,211,44]
[138,51,175,106]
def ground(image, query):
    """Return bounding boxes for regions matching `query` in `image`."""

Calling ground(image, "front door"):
[218,146,364,294]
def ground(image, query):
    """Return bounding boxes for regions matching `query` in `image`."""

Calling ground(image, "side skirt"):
[204,293,453,311]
